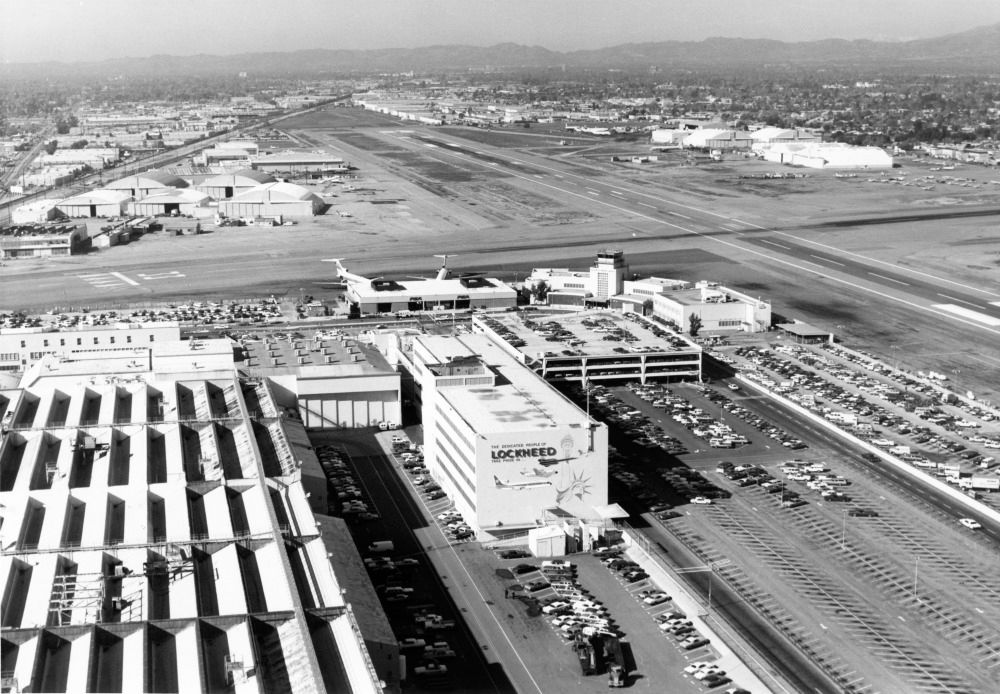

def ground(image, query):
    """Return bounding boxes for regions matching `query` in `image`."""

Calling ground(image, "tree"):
[531,280,550,304]
[688,313,703,337]
[44,140,58,155]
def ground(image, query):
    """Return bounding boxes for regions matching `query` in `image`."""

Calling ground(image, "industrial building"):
[130,189,211,217]
[251,151,348,178]
[399,333,610,540]
[749,127,821,147]
[218,182,324,219]
[526,249,629,308]
[0,223,91,259]
[199,141,260,168]
[0,324,182,373]
[11,201,64,225]
[473,311,702,384]
[196,170,276,200]
[761,142,893,169]
[104,172,189,198]
[0,336,387,694]
[55,190,133,219]
[652,282,772,333]
[680,129,754,150]
[335,259,517,316]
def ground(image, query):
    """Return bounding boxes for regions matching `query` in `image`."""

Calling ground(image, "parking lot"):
[558,367,1000,694]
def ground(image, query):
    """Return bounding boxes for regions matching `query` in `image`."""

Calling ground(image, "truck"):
[367,540,395,553]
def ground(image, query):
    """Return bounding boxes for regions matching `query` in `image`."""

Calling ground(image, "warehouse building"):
[218,182,324,218]
[0,324,181,372]
[251,151,348,178]
[55,190,132,218]
[130,189,211,217]
[400,333,609,539]
[681,128,754,150]
[749,127,821,147]
[11,200,64,225]
[653,282,772,333]
[196,169,276,199]
[0,223,91,259]
[335,260,517,316]
[0,340,386,694]
[104,172,189,198]
[762,142,893,169]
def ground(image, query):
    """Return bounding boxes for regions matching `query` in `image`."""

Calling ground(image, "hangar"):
[196,168,275,199]
[130,188,211,216]
[763,142,893,169]
[104,171,189,197]
[251,150,348,177]
[55,189,132,218]
[218,181,325,218]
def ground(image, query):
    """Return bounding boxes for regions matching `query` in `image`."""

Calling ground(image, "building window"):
[60,339,65,346]
[77,338,82,346]
[149,335,155,342]
[43,339,49,347]
[110,337,115,344]
[126,336,132,344]
[20,340,25,348]
[94,337,99,345]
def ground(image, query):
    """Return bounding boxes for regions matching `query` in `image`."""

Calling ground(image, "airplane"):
[521,467,558,479]
[493,475,551,490]
[322,258,379,285]
[537,456,576,467]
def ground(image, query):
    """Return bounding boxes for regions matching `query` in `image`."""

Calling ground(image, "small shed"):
[527,525,567,558]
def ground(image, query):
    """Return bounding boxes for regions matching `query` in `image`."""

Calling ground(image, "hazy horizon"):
[3,0,1000,65]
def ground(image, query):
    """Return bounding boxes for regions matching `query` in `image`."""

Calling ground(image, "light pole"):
[841,509,847,550]
[676,559,731,615]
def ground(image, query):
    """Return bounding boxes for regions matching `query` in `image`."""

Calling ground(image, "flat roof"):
[777,322,832,338]
[351,277,516,300]
[418,333,596,434]
[482,309,700,359]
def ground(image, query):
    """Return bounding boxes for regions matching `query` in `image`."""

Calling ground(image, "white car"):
[690,496,712,505]
[959,517,982,530]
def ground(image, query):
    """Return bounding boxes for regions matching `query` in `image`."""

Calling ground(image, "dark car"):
[848,508,879,517]
[512,563,539,575]
[499,549,531,559]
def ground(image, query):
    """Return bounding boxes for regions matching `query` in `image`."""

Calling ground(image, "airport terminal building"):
[401,334,609,538]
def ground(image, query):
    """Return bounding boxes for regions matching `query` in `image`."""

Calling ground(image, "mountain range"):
[4,23,999,78]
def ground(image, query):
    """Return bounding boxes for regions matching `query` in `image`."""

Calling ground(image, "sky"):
[3,0,1000,64]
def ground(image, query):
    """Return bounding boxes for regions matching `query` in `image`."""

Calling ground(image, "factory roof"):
[229,181,322,203]
[350,276,516,300]
[57,189,133,206]
[417,333,597,434]
[252,150,345,165]
[106,171,189,190]
[135,188,210,205]
[200,168,275,187]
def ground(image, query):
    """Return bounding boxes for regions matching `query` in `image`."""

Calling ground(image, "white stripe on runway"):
[110,272,140,286]
[811,255,845,266]
[937,293,984,309]
[638,202,656,208]
[671,212,692,220]
[761,240,790,249]
[932,304,1000,326]
[868,272,908,286]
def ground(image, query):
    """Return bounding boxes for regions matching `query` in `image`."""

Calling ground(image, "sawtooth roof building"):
[0,338,386,694]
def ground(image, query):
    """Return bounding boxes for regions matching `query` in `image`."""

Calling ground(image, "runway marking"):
[932,304,1000,326]
[671,212,692,220]
[610,190,624,196]
[936,293,984,309]
[868,272,909,286]
[137,271,186,281]
[109,272,139,286]
[761,240,791,250]
[415,137,1000,336]
[638,202,657,208]
[811,255,845,266]
[991,302,1000,308]
[533,174,543,178]
[587,189,600,195]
